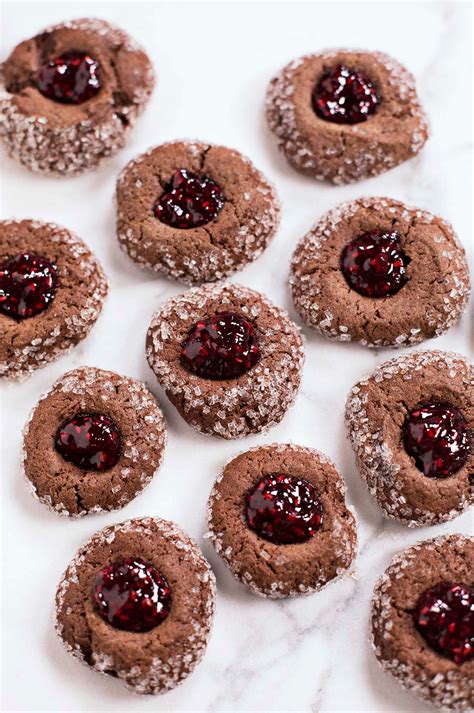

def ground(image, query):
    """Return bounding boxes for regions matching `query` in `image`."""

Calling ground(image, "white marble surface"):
[1,1,473,711]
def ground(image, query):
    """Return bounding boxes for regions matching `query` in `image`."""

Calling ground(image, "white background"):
[1,1,472,711]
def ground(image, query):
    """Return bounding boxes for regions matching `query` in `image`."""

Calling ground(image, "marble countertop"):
[1,1,472,711]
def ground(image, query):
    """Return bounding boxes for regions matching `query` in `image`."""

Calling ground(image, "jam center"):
[413,582,473,664]
[94,557,172,632]
[341,230,409,298]
[403,402,470,478]
[36,50,102,104]
[154,168,225,229]
[312,63,380,124]
[0,253,58,320]
[244,473,323,545]
[180,311,261,380]
[54,413,121,471]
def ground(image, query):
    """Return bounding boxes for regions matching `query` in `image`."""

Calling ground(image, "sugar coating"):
[0,220,108,379]
[54,517,216,695]
[0,18,155,175]
[146,283,305,439]
[266,49,429,184]
[345,350,473,525]
[206,443,357,597]
[290,197,470,348]
[371,534,474,711]
[116,139,280,285]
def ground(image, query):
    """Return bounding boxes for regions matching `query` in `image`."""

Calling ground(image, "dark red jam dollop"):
[312,64,380,124]
[0,253,58,320]
[54,413,121,471]
[154,169,225,229]
[180,311,260,380]
[403,403,470,478]
[244,473,323,544]
[413,582,474,664]
[341,230,409,298]
[94,557,172,632]
[36,51,101,104]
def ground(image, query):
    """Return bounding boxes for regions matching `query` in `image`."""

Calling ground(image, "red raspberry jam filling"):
[36,51,101,104]
[180,311,261,380]
[94,557,172,632]
[403,403,470,478]
[244,473,323,545]
[0,253,58,320]
[154,168,225,229]
[413,582,473,664]
[341,230,409,298]
[312,64,380,124]
[54,413,121,471]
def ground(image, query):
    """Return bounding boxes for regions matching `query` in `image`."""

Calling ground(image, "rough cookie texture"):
[23,367,167,517]
[371,534,474,711]
[207,444,357,597]
[54,517,216,694]
[346,350,473,526]
[290,197,470,348]
[266,49,428,183]
[0,220,107,379]
[146,283,304,438]
[116,140,280,284]
[0,18,155,175]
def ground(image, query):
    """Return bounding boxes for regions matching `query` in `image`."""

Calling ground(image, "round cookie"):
[290,197,470,348]
[116,140,280,285]
[0,219,108,379]
[346,350,473,526]
[265,49,428,183]
[54,517,216,694]
[0,18,154,175]
[371,534,473,711]
[206,444,357,598]
[23,367,166,517]
[146,283,304,438]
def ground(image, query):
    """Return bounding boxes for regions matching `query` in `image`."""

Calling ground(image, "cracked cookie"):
[146,283,304,438]
[0,18,154,175]
[346,350,473,526]
[290,197,470,348]
[371,534,474,711]
[206,444,357,597]
[266,49,428,183]
[116,140,280,284]
[54,517,216,694]
[23,367,166,516]
[0,219,107,379]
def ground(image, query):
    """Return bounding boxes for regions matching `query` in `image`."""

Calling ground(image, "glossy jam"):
[54,413,121,471]
[312,64,380,124]
[0,253,58,320]
[413,582,474,664]
[180,311,260,380]
[94,557,172,632]
[403,403,470,477]
[154,169,224,229]
[244,473,323,544]
[341,230,409,298]
[36,51,102,104]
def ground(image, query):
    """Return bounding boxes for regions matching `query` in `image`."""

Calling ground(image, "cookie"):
[346,350,473,526]
[54,517,216,694]
[371,534,473,711]
[0,219,108,379]
[146,283,304,438]
[206,444,357,598]
[290,197,470,348]
[0,18,154,175]
[266,49,428,183]
[23,367,166,517]
[116,140,280,285]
